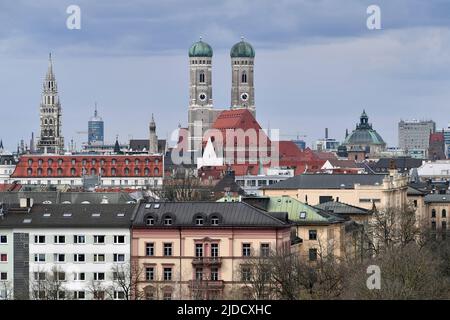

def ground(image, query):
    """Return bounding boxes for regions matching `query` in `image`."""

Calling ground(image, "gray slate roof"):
[0,191,134,205]
[314,201,371,216]
[262,174,386,190]
[424,194,450,203]
[0,204,135,228]
[132,201,289,228]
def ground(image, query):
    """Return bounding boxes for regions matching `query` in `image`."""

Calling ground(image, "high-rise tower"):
[88,103,104,146]
[36,53,64,154]
[230,38,255,116]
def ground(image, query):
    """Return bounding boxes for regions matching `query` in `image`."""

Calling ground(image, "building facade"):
[131,201,291,300]
[10,155,164,188]
[88,105,104,146]
[398,120,435,156]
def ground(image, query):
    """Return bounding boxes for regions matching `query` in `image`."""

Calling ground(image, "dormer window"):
[164,216,173,226]
[299,211,307,219]
[211,216,219,226]
[195,217,204,226]
[146,217,155,226]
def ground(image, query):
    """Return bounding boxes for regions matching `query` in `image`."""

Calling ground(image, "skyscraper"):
[88,104,104,146]
[36,53,64,154]
[398,120,435,155]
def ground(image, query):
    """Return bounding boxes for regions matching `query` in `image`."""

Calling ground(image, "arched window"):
[37,168,43,176]
[125,159,130,165]
[57,159,63,166]
[49,119,53,125]
[195,216,204,226]
[154,168,159,175]
[145,216,156,226]
[145,158,150,165]
[124,168,130,176]
[199,72,205,83]
[47,168,53,176]
[241,72,247,83]
[135,159,140,165]
[211,216,220,226]
[164,217,172,226]
[443,209,447,218]
[432,209,436,218]
[111,168,117,176]
[48,129,53,136]
[91,168,96,175]
[27,168,32,176]
[144,168,150,176]
[44,119,48,125]
[28,159,33,166]
[101,168,105,176]
[71,168,76,176]
[48,159,53,166]
[57,168,63,176]
[134,168,140,176]
[43,129,48,136]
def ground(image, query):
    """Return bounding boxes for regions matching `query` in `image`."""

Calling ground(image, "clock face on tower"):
[199,93,207,102]
[241,92,249,101]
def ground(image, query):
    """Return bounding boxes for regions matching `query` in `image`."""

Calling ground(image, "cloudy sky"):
[1,0,450,151]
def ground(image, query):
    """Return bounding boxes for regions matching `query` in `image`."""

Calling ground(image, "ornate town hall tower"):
[37,54,64,154]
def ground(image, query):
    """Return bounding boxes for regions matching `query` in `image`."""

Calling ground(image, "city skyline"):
[2,0,450,150]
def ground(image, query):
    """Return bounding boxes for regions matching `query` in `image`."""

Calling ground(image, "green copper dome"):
[230,39,255,58]
[343,110,386,146]
[189,40,213,57]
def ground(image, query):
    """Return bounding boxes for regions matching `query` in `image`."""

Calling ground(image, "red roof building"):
[11,154,164,188]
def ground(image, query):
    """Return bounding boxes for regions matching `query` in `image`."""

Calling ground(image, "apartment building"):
[0,203,135,300]
[131,201,291,300]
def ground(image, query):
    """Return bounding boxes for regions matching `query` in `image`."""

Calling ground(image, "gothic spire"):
[0,139,3,150]
[46,52,55,80]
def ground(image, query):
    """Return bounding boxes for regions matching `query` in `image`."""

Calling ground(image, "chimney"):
[325,128,329,139]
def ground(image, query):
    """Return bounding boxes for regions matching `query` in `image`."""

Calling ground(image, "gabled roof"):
[0,204,135,228]
[132,201,288,228]
[314,201,371,216]
[213,174,245,195]
[262,173,386,190]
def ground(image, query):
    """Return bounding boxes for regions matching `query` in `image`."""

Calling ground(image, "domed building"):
[342,110,386,161]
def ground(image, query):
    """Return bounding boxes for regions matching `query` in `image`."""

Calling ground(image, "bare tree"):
[151,175,213,201]
[29,266,69,300]
[107,260,146,300]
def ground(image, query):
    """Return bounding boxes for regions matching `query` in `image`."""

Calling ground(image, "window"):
[34,254,46,262]
[0,235,7,244]
[55,272,66,281]
[299,211,307,219]
[164,243,173,256]
[145,243,154,256]
[114,291,125,300]
[195,243,203,257]
[211,216,219,226]
[0,272,7,281]
[443,209,447,218]
[195,216,204,226]
[241,267,251,282]
[94,235,105,244]
[73,235,85,244]
[309,230,317,241]
[54,254,65,263]
[241,72,247,83]
[94,254,105,263]
[442,221,447,231]
[211,267,219,281]
[0,254,6,262]
[74,254,85,262]
[54,235,65,244]
[146,216,155,226]
[145,267,154,281]
[34,235,45,244]
[113,254,125,262]
[74,273,85,281]
[94,272,105,281]
[309,248,318,261]
[211,243,219,257]
[94,291,105,300]
[163,267,172,281]
[73,291,85,299]
[114,235,125,244]
[260,243,270,257]
[432,221,437,230]
[34,272,46,281]
[163,291,172,300]
[199,72,205,83]
[242,243,251,257]
[164,216,173,226]
[113,272,125,281]
[431,209,436,218]
[195,268,203,281]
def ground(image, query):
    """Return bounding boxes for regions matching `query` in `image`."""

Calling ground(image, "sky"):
[1,0,450,151]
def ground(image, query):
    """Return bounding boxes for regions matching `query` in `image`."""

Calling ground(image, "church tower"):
[230,37,255,116]
[187,38,218,156]
[37,53,64,154]
[149,113,158,154]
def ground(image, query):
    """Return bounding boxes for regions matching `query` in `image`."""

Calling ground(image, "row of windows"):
[431,209,447,218]
[431,221,447,231]
[34,234,126,244]
[145,214,220,226]
[32,290,125,300]
[28,158,160,166]
[233,60,253,65]
[34,253,126,263]
[21,179,159,186]
[27,167,160,176]
[191,60,211,64]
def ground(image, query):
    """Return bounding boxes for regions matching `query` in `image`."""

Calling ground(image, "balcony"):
[191,257,222,266]
[188,280,224,289]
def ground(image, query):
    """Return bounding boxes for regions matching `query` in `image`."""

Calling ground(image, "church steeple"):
[37,53,64,154]
[149,114,158,154]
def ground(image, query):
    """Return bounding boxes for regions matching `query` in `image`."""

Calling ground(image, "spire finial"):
[0,139,3,150]
[94,102,98,117]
